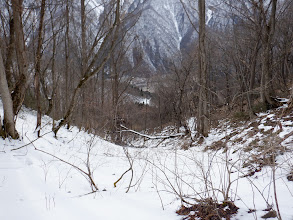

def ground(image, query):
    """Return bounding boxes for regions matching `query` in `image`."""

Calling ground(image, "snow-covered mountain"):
[19,0,228,75]
[126,0,230,74]
[127,0,197,74]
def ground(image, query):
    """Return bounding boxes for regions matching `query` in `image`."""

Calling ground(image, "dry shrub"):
[176,198,239,220]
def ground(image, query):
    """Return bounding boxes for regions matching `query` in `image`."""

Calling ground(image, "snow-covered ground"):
[0,102,293,220]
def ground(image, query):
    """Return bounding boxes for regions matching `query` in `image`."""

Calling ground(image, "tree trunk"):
[285,83,293,114]
[260,0,279,109]
[34,0,46,137]
[0,50,18,139]
[101,68,105,111]
[44,5,58,117]
[5,17,15,91]
[111,57,119,132]
[248,38,260,116]
[80,0,87,129]
[197,0,209,137]
[65,0,70,115]
[81,0,86,76]
[11,0,29,116]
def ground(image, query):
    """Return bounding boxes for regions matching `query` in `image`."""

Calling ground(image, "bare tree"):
[41,1,60,117]
[34,0,46,137]
[197,0,209,137]
[52,0,122,136]
[11,0,29,116]
[259,0,279,109]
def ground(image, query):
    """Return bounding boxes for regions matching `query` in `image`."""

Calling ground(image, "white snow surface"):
[0,105,179,220]
[1,101,293,220]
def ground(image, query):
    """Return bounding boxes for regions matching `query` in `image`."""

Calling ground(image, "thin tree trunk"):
[65,0,70,115]
[285,82,293,114]
[0,50,18,139]
[11,0,29,116]
[111,57,119,132]
[101,68,105,111]
[80,0,87,129]
[249,41,259,94]
[197,0,209,137]
[225,70,230,110]
[260,0,279,109]
[248,39,260,117]
[45,5,58,117]
[34,0,46,137]
[5,17,15,91]
[81,0,86,76]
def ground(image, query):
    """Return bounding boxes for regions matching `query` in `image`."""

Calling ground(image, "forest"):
[0,0,292,139]
[0,0,293,219]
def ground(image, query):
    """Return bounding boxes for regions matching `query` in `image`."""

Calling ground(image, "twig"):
[11,130,52,151]
[124,148,134,193]
[126,167,134,193]
[272,146,282,220]
[114,167,131,187]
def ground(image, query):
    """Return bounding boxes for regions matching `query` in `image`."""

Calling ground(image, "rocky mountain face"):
[126,0,198,74]
[125,0,229,75]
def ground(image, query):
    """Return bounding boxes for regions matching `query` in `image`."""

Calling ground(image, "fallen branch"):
[11,130,52,151]
[120,125,184,140]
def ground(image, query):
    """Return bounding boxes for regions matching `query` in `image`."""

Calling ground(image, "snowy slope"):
[1,100,293,220]
[0,104,179,220]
